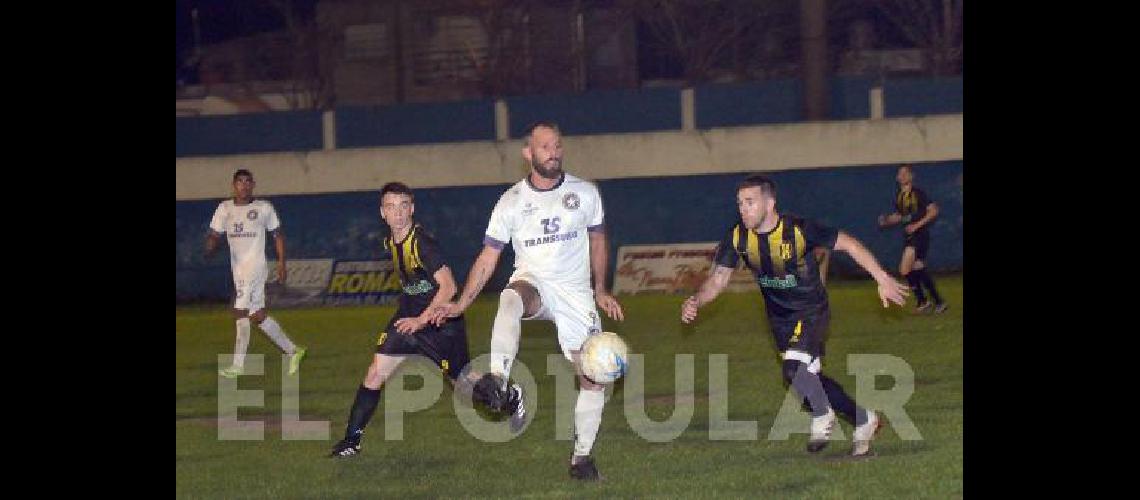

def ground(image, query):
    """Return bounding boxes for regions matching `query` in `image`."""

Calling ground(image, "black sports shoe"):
[503,383,527,434]
[569,455,602,481]
[473,373,510,412]
[329,434,362,458]
[473,373,528,433]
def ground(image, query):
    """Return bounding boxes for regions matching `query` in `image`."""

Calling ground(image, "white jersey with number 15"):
[209,199,281,279]
[484,174,604,292]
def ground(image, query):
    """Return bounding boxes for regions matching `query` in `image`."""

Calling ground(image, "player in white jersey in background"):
[433,121,625,481]
[206,169,307,379]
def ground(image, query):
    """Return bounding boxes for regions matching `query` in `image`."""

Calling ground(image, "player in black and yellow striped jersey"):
[878,164,947,313]
[330,182,516,458]
[681,174,909,457]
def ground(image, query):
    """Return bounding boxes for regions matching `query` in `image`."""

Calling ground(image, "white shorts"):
[509,271,601,361]
[233,271,267,313]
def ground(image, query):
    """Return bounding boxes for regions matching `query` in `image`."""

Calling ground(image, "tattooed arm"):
[430,244,503,325]
[680,265,734,324]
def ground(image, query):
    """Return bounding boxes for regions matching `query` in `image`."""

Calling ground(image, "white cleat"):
[852,410,882,457]
[807,408,836,453]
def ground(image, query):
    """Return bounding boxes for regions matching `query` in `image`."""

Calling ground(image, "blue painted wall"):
[830,76,964,119]
[883,77,963,117]
[506,87,682,137]
[175,77,962,157]
[695,80,803,128]
[176,161,962,303]
[596,161,962,279]
[176,111,323,157]
[830,77,875,120]
[336,100,496,148]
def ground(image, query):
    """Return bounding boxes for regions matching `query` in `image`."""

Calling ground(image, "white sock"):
[232,318,251,368]
[258,316,296,354]
[572,388,606,458]
[489,289,524,382]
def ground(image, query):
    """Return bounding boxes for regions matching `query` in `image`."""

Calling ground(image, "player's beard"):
[532,156,562,180]
[745,210,770,231]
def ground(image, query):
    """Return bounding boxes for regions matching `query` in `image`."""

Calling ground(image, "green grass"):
[177,275,962,498]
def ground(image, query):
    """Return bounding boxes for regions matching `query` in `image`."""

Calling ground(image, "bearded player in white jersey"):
[433,122,624,481]
[206,169,307,379]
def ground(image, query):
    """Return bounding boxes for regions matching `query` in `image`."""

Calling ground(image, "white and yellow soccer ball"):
[579,331,630,384]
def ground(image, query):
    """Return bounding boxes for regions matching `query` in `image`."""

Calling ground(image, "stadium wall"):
[176,77,962,158]
[177,156,962,302]
[177,77,962,303]
[176,114,962,200]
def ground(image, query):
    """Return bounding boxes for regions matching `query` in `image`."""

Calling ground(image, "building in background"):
[175,0,961,116]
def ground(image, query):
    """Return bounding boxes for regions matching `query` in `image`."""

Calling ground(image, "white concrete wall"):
[176,113,962,200]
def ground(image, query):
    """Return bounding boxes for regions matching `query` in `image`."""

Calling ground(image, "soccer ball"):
[579,332,630,384]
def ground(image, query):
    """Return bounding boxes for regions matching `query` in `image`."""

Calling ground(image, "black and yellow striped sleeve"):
[801,217,839,249]
[414,229,446,275]
[713,224,741,269]
[914,188,932,210]
[381,236,394,259]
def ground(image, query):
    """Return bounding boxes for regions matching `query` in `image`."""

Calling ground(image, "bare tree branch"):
[871,0,962,75]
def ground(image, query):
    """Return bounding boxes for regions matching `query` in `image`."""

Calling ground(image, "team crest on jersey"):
[521,202,538,216]
[779,242,792,260]
[563,192,580,210]
[247,210,258,220]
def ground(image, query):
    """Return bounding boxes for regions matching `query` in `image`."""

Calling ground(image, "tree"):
[635,0,798,84]
[464,0,536,97]
[261,0,338,109]
[457,0,639,97]
[871,0,962,75]
[635,0,752,84]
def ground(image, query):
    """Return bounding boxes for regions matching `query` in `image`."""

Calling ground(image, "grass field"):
[176,275,962,498]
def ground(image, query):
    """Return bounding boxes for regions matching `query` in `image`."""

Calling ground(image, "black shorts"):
[376,313,469,381]
[904,230,930,261]
[769,308,830,359]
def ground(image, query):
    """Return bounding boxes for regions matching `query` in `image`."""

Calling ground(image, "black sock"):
[819,374,868,426]
[905,272,927,304]
[916,269,943,305]
[783,360,830,417]
[345,385,382,439]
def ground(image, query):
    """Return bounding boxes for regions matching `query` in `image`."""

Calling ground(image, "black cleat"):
[473,373,510,412]
[569,455,603,481]
[474,373,528,433]
[329,434,362,458]
[932,302,949,314]
[806,440,829,453]
[503,382,528,434]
